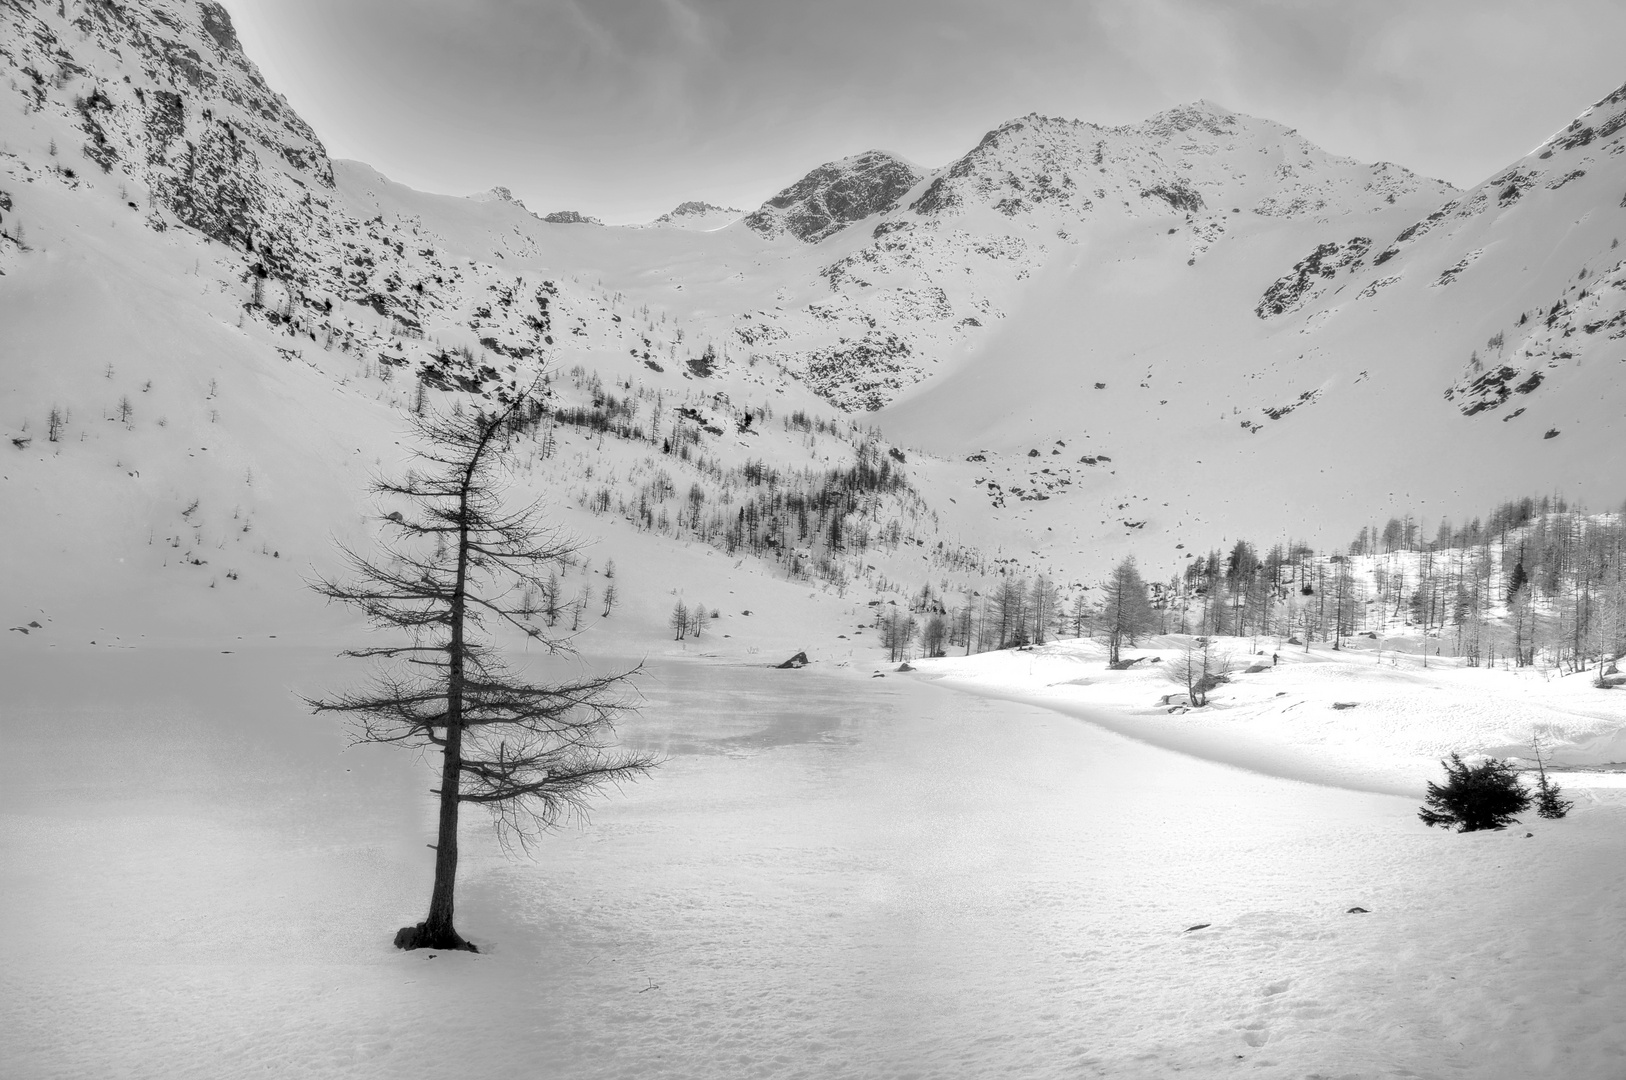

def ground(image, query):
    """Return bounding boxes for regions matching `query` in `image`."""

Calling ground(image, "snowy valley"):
[5,1,1626,1077]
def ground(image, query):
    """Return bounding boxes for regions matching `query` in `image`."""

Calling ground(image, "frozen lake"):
[5,647,1623,1077]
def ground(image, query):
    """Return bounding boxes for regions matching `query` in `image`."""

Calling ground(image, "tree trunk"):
[397,432,491,954]
[397,720,475,951]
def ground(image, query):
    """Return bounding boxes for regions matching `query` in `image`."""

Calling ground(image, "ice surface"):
[5,648,1626,1078]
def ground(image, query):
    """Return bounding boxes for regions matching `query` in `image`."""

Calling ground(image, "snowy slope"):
[715,105,1455,410]
[874,88,1626,572]
[320,100,1548,574]
[0,2,924,651]
[319,101,1503,574]
[1261,80,1626,426]
[4,0,1625,639]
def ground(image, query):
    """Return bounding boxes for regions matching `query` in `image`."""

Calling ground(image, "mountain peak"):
[745,150,925,242]
[542,209,603,225]
[468,185,529,210]
[653,201,743,230]
[1133,100,1245,139]
[666,199,740,216]
[905,97,1452,221]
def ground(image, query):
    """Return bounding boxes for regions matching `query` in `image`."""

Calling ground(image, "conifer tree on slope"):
[310,393,656,952]
[1102,556,1156,665]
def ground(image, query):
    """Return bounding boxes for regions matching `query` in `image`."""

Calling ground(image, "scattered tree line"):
[1141,494,1626,675]
[869,557,1160,664]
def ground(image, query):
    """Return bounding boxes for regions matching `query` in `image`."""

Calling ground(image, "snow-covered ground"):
[913,633,1626,796]
[7,644,1626,1079]
[5,4,1626,1076]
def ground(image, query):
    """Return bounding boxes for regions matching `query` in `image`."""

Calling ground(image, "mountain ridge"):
[3,0,1625,647]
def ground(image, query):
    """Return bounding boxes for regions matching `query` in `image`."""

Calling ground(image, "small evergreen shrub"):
[1530,734,1573,820]
[1534,773,1573,820]
[1418,754,1531,832]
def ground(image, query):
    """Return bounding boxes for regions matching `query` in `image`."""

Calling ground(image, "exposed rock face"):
[660,200,739,219]
[653,200,741,229]
[1,0,576,398]
[3,0,329,259]
[1256,238,1373,317]
[542,210,601,225]
[1542,80,1626,155]
[745,151,925,242]
[4,0,330,183]
[469,185,531,211]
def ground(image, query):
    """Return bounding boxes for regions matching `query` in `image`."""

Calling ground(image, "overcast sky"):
[225,0,1626,224]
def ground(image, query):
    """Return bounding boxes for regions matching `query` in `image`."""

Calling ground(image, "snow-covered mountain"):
[1257,82,1626,423]
[731,105,1455,409]
[3,0,1624,647]
[742,150,926,243]
[650,200,741,231]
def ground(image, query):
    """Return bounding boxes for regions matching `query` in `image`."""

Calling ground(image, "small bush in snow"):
[1418,754,1530,832]
[1521,735,1573,819]
[1533,773,1572,820]
[1530,736,1573,820]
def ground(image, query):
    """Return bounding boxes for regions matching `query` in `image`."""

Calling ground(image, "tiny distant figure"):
[1272,652,1280,667]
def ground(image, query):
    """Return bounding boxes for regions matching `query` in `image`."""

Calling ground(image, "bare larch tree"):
[310,394,657,952]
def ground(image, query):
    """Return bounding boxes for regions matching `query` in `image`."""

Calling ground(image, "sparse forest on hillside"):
[1136,494,1626,675]
[840,491,1626,679]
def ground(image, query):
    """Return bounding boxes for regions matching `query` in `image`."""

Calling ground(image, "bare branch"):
[308,389,655,946]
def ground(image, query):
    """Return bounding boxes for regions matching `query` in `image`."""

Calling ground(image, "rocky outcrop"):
[2,0,330,260]
[542,210,601,225]
[469,185,532,211]
[1255,238,1373,317]
[653,200,741,230]
[1444,363,1546,417]
[0,0,581,400]
[745,151,924,242]
[1540,80,1626,156]
[659,200,738,219]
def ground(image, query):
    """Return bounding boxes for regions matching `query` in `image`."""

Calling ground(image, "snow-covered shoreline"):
[9,644,1626,1078]
[901,633,1626,797]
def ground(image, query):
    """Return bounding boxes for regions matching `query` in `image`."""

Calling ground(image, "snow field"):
[914,633,1626,795]
[6,645,1626,1078]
